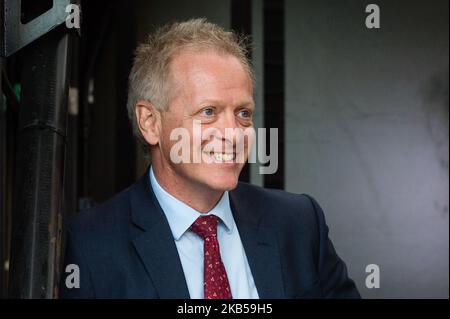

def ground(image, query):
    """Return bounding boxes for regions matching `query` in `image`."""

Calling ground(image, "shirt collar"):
[149,166,234,241]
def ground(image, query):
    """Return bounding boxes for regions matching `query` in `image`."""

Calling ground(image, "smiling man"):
[60,18,360,299]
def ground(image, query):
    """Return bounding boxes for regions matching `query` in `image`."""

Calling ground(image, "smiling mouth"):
[203,151,236,162]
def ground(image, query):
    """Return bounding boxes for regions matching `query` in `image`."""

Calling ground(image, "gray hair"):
[126,18,253,156]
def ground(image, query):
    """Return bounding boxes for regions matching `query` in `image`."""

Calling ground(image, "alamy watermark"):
[365,4,380,29]
[365,264,380,289]
[168,120,278,175]
[65,264,80,289]
[65,4,81,29]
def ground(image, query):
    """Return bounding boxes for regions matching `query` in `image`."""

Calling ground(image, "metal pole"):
[8,27,71,298]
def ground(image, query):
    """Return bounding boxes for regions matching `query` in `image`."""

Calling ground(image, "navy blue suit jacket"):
[60,169,360,298]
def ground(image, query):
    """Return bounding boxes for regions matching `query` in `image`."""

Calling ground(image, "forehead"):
[168,49,253,105]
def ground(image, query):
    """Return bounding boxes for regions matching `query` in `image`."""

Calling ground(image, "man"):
[60,18,360,299]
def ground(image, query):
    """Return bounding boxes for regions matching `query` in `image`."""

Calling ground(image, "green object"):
[2,83,21,112]
[13,83,21,101]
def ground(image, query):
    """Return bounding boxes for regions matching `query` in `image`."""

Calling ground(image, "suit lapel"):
[128,170,284,299]
[129,171,190,299]
[229,186,285,298]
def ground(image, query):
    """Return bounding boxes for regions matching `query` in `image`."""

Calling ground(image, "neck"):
[151,158,223,213]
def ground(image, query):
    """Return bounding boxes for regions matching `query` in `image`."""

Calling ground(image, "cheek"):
[158,126,172,153]
[160,117,182,144]
[159,119,196,162]
[191,126,202,147]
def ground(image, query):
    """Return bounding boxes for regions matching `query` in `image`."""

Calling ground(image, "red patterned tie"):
[190,215,233,299]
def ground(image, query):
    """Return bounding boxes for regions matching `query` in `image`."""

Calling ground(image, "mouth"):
[203,151,236,163]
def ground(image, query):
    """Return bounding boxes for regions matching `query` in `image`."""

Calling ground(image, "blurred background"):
[0,0,448,298]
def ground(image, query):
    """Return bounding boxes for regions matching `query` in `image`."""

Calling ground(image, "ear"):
[135,100,161,146]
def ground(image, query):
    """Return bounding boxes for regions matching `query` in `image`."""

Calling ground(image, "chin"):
[208,179,239,191]
[197,170,240,192]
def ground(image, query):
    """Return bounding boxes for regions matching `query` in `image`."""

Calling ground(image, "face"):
[151,50,255,193]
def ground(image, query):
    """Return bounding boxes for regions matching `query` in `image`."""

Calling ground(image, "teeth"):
[210,152,234,162]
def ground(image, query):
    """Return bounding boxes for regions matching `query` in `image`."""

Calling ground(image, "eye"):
[237,109,252,119]
[201,106,215,117]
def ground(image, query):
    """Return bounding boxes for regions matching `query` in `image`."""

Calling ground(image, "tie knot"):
[190,215,219,239]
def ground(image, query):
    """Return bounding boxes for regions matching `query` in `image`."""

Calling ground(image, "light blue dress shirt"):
[149,167,259,299]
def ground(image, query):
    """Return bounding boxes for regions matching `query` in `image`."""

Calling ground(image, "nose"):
[216,110,255,157]
[218,110,240,148]
[202,110,239,153]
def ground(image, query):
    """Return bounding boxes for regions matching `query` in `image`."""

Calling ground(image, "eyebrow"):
[198,99,255,109]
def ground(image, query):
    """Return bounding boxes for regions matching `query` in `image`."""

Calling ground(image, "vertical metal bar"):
[114,1,136,193]
[263,0,285,189]
[232,0,253,183]
[0,0,7,298]
[8,27,71,298]
[0,58,4,300]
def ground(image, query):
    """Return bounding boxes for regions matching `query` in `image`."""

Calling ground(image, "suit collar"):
[229,184,286,298]
[129,168,190,298]
[129,168,285,299]
[149,166,234,241]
